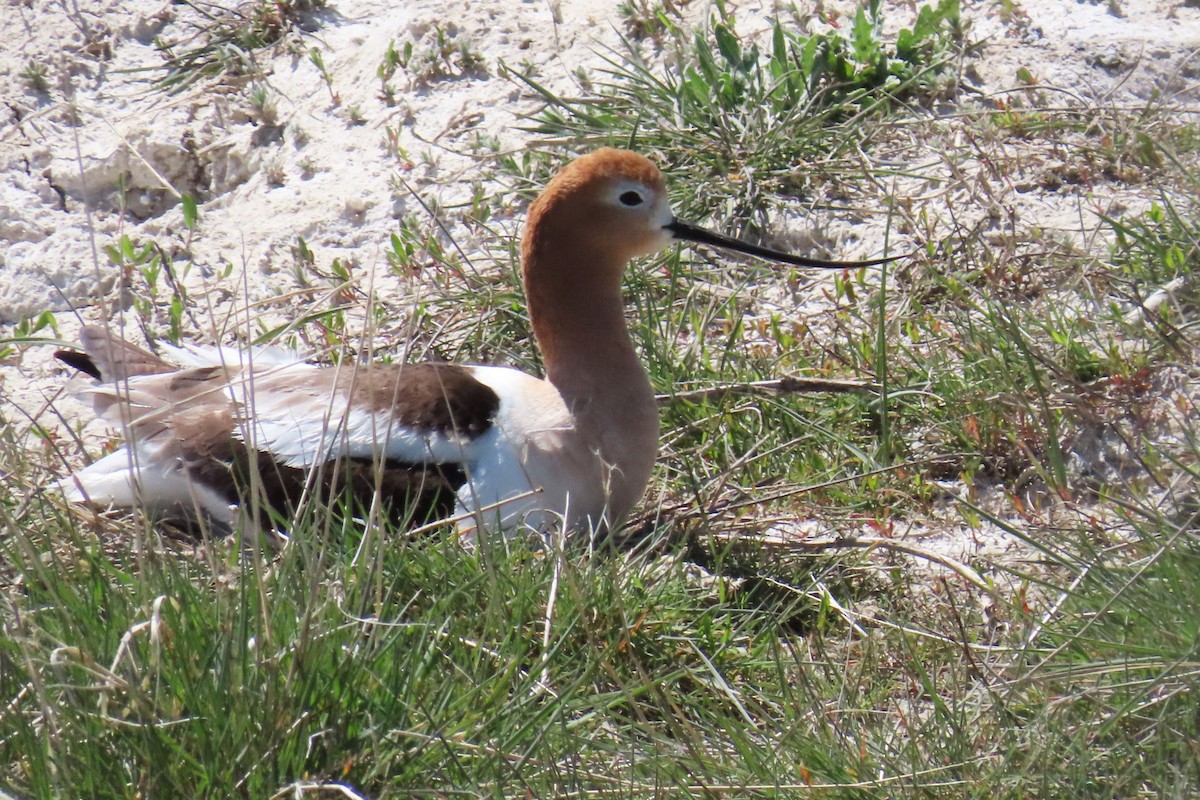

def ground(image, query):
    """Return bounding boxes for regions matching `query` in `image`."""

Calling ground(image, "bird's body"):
[59,334,628,541]
[55,148,890,544]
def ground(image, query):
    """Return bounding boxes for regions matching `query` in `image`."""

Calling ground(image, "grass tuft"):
[507,0,965,229]
[152,0,327,93]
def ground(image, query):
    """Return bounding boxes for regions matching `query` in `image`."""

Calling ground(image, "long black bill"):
[665,219,900,269]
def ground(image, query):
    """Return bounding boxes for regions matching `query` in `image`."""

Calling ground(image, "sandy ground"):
[1,0,1198,574]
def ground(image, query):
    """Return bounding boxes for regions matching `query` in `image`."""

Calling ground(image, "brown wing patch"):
[153,402,463,533]
[346,362,499,439]
[59,332,491,534]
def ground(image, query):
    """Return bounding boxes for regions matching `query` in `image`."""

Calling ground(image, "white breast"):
[454,366,612,543]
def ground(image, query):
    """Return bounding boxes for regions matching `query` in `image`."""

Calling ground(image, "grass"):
[3,0,1200,796]
[152,0,327,93]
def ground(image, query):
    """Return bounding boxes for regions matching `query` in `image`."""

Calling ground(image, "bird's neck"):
[519,210,662,529]
[528,276,651,407]
[526,259,660,526]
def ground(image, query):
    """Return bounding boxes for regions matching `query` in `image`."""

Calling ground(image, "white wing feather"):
[157,341,306,370]
[223,363,486,469]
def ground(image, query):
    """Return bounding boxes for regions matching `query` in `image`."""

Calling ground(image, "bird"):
[53,147,893,546]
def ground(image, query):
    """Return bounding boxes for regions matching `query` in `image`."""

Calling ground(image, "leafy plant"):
[0,311,59,362]
[1106,199,1200,291]
[377,39,406,105]
[308,47,339,105]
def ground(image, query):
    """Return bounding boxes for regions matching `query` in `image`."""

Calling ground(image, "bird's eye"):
[619,190,644,207]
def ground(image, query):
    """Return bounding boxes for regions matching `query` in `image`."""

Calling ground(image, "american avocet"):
[54,148,892,545]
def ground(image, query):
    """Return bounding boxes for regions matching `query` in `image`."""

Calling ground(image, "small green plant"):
[0,311,59,361]
[308,47,339,105]
[1100,194,1200,361]
[101,235,192,342]
[290,122,310,147]
[400,25,488,87]
[386,214,450,279]
[382,124,413,167]
[104,235,158,275]
[377,39,408,105]
[21,60,50,94]
[455,38,485,75]
[1106,199,1200,288]
[16,310,57,341]
[291,235,316,285]
[264,158,286,186]
[248,85,278,123]
[617,0,671,40]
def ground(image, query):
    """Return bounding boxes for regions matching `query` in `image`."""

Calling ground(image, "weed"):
[98,234,195,343]
[1102,196,1200,359]
[399,25,488,87]
[382,124,414,167]
[308,47,339,105]
[291,234,316,282]
[154,0,326,93]
[0,311,58,362]
[386,213,453,281]
[21,59,50,94]
[377,39,406,106]
[617,0,672,41]
[248,84,278,124]
[1108,200,1200,285]
[264,157,286,186]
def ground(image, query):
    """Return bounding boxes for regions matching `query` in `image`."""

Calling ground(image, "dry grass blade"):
[659,375,880,405]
